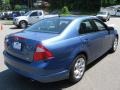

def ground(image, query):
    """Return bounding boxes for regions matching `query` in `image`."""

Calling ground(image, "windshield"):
[25,17,72,34]
[24,11,31,16]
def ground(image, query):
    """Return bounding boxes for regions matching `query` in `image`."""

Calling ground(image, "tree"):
[14,5,22,10]
[44,0,101,13]
[0,0,3,10]
[2,0,11,10]
[4,0,10,4]
[102,0,117,7]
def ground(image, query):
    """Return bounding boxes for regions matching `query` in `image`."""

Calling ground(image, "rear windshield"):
[25,17,72,34]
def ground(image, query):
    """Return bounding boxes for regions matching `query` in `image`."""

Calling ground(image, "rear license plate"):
[13,42,22,50]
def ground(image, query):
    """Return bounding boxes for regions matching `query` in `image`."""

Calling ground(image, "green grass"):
[0,20,13,25]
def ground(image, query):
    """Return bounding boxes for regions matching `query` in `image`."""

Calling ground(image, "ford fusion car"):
[4,16,118,83]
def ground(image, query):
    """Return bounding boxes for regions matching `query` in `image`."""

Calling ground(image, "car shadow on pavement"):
[10,26,21,29]
[86,52,109,70]
[0,52,110,90]
[0,70,74,90]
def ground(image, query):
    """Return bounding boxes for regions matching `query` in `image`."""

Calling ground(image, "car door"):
[29,11,40,24]
[92,19,113,53]
[116,10,120,16]
[79,19,105,62]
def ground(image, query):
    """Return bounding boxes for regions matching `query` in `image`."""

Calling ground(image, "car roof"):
[57,15,97,20]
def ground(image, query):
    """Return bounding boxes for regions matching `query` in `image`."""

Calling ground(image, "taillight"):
[33,44,54,61]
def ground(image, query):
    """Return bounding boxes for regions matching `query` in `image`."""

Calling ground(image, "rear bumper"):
[4,51,69,83]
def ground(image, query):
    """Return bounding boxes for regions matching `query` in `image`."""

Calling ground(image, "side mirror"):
[108,27,114,31]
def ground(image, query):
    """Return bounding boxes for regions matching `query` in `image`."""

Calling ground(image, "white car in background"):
[96,11,110,22]
[115,9,120,16]
[13,10,58,28]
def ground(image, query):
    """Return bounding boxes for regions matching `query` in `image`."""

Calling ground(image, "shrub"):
[60,6,70,16]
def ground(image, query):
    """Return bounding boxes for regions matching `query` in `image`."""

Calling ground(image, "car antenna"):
[58,12,61,17]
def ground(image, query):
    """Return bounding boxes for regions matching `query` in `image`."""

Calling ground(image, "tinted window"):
[25,18,72,34]
[38,12,42,16]
[30,12,38,16]
[79,20,95,34]
[93,20,106,31]
[117,10,120,12]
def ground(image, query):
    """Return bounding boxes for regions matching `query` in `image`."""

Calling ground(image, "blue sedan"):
[4,16,119,83]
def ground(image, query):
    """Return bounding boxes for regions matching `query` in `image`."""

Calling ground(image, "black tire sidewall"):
[110,37,118,53]
[20,21,27,28]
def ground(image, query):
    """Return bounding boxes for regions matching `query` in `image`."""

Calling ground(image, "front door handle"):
[83,39,88,43]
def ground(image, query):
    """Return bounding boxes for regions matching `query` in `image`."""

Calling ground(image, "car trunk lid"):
[5,31,58,62]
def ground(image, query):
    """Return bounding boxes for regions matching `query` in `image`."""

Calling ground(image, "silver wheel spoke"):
[74,57,85,79]
[113,38,118,51]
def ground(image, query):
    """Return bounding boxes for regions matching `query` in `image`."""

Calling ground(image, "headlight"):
[14,18,18,21]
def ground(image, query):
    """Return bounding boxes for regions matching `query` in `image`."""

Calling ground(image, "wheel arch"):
[69,51,88,70]
[76,51,88,60]
[19,20,28,25]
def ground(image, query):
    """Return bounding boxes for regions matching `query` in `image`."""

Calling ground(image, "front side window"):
[79,20,95,34]
[30,12,38,16]
[93,20,106,31]
[25,17,72,34]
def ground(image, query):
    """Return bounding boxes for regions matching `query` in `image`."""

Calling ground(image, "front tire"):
[19,21,28,29]
[69,54,86,83]
[110,37,118,53]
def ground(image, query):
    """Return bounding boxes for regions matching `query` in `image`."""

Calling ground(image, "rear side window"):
[79,20,95,34]
[38,12,42,16]
[93,20,107,31]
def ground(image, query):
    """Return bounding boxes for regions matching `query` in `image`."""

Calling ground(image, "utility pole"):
[28,0,30,9]
[101,0,102,7]
[30,0,33,10]
[28,0,33,10]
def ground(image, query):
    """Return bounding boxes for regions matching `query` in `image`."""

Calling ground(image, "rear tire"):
[69,54,86,83]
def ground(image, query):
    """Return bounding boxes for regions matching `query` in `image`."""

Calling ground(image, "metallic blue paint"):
[4,16,118,82]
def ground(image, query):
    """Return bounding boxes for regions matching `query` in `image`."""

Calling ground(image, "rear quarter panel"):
[41,18,90,69]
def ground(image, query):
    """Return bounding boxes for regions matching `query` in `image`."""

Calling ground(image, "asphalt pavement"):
[0,18,120,90]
